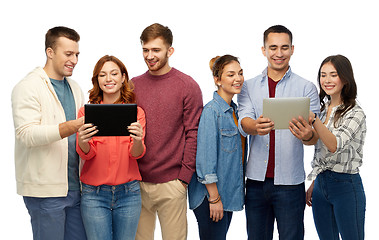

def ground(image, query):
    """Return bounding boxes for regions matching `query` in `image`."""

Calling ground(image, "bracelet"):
[208,195,221,204]
[312,113,317,125]
[302,130,314,142]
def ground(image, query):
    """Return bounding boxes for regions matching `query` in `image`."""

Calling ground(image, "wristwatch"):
[312,113,317,125]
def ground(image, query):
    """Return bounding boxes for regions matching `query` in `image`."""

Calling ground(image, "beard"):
[145,55,169,73]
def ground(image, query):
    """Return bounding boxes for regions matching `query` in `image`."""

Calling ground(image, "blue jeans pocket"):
[81,183,97,195]
[327,171,353,183]
[126,181,141,194]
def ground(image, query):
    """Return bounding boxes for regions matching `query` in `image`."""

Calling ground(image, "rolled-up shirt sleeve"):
[237,82,256,137]
[196,107,219,185]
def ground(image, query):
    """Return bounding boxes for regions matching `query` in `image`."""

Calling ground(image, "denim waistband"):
[82,180,139,192]
[318,170,360,177]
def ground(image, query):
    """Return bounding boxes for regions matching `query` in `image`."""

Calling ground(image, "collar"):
[212,91,237,113]
[261,66,293,83]
[146,67,175,80]
[325,101,343,111]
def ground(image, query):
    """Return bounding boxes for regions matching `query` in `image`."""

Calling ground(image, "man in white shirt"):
[11,26,86,240]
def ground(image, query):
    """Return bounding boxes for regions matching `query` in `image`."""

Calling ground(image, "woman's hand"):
[306,181,315,207]
[77,123,98,153]
[128,121,143,142]
[129,121,144,157]
[209,200,224,222]
[205,183,223,222]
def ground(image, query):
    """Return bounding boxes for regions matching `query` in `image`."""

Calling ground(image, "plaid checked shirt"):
[307,103,367,181]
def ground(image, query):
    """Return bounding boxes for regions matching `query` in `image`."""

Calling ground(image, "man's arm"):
[288,81,320,144]
[59,117,83,139]
[241,117,258,135]
[12,79,82,147]
[179,80,203,184]
[289,115,319,145]
[241,115,274,136]
[237,79,273,136]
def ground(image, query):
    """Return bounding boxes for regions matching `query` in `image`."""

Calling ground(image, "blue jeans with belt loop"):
[80,181,141,240]
[312,170,366,240]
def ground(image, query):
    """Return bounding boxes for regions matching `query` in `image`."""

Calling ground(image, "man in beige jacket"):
[11,26,86,240]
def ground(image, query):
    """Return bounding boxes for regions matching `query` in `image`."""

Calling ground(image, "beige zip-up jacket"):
[11,67,84,197]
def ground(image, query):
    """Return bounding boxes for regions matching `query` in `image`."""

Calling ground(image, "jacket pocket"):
[220,128,238,153]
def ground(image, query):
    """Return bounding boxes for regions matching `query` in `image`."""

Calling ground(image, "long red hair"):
[88,55,135,104]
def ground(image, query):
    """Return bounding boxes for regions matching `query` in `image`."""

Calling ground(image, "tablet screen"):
[84,104,137,136]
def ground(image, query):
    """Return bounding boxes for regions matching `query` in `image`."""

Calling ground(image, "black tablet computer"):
[84,104,137,136]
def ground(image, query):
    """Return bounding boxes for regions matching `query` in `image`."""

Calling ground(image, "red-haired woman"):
[76,55,146,240]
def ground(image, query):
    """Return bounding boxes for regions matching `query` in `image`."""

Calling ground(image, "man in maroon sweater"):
[132,23,203,240]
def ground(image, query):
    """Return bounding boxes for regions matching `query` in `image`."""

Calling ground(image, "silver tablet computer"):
[84,104,137,136]
[262,97,310,130]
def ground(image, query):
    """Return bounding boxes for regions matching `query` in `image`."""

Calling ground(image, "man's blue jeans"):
[312,171,366,240]
[193,197,233,240]
[80,181,141,240]
[245,178,305,240]
[23,190,87,240]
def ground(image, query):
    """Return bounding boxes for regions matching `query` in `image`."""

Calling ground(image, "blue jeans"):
[23,190,87,240]
[193,197,233,240]
[80,181,141,240]
[312,171,366,240]
[245,178,305,240]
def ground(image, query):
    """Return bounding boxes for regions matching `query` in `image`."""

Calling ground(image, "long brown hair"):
[88,55,135,104]
[318,55,357,126]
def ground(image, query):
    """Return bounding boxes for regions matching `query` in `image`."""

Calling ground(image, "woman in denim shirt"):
[188,55,246,240]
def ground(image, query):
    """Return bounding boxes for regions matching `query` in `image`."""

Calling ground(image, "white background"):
[1,0,378,239]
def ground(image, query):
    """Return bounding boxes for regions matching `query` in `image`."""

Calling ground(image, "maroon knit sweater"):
[131,68,203,184]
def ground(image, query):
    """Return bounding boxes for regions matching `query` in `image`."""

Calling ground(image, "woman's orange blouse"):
[76,106,146,186]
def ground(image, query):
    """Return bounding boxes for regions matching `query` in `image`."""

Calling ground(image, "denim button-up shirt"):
[188,92,245,211]
[237,67,320,185]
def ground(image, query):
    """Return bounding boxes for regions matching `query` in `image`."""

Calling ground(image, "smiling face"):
[262,32,294,79]
[46,37,79,80]
[215,60,244,103]
[320,62,344,102]
[142,37,174,76]
[98,61,125,103]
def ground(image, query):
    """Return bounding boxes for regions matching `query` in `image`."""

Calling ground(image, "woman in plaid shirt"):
[292,54,366,240]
